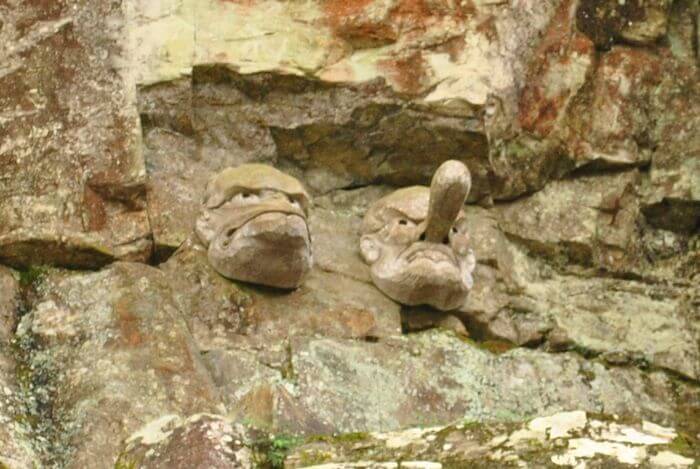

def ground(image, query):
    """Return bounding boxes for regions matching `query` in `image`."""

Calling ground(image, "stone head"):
[196,164,312,289]
[360,160,476,310]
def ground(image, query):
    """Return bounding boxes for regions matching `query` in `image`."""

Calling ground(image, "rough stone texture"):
[0,267,41,469]
[461,218,700,380]
[160,239,401,351]
[2,0,700,466]
[116,414,257,469]
[0,266,21,343]
[518,0,596,141]
[133,0,572,253]
[577,0,672,48]
[204,330,690,436]
[287,411,698,468]
[643,52,700,233]
[0,0,152,269]
[16,263,223,468]
[498,170,642,272]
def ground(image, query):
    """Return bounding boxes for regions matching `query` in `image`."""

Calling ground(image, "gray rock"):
[204,330,687,436]
[0,266,20,343]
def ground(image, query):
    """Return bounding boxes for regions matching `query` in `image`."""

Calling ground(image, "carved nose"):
[422,160,471,244]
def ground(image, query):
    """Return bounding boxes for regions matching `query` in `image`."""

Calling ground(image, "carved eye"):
[234,192,258,203]
[399,219,408,226]
[288,196,299,207]
[452,227,458,234]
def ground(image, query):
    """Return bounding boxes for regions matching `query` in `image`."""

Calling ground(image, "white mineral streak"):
[126,414,182,446]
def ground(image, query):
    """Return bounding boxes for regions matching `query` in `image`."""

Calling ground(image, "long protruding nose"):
[423,160,471,243]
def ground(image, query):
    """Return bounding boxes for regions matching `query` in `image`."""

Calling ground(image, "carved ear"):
[360,234,382,264]
[195,210,217,247]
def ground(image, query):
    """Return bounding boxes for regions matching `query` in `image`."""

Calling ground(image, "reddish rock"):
[519,0,596,138]
[0,0,151,269]
[17,263,223,468]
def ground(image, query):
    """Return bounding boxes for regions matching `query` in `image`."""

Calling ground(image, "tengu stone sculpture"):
[196,164,312,289]
[360,160,476,311]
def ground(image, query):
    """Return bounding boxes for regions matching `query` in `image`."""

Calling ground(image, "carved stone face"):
[360,160,476,311]
[196,164,312,289]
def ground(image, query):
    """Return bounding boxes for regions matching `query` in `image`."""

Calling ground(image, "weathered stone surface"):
[461,226,700,380]
[16,263,222,468]
[643,52,700,233]
[518,0,595,139]
[0,267,41,469]
[577,0,672,48]
[0,266,20,343]
[160,240,401,351]
[498,170,642,272]
[204,330,687,436]
[132,0,577,253]
[287,411,697,468]
[116,414,257,469]
[0,0,152,269]
[0,363,40,469]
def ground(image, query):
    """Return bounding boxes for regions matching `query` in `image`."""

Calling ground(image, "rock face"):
[1,0,699,467]
[203,330,693,436]
[0,268,41,469]
[16,263,222,468]
[0,0,152,269]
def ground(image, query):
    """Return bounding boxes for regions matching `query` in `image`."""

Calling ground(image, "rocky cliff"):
[0,0,698,467]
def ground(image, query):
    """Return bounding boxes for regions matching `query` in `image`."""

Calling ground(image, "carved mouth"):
[402,243,458,266]
[223,212,310,247]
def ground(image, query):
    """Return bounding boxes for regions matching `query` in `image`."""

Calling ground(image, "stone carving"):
[360,161,475,310]
[196,164,312,289]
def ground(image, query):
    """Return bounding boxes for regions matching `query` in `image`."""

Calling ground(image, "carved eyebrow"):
[382,207,423,223]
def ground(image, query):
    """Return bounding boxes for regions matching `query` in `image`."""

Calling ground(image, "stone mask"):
[360,160,476,311]
[196,164,312,289]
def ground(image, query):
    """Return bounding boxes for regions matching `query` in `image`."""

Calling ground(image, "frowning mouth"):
[402,243,458,266]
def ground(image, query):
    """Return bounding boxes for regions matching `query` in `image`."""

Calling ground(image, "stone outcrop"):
[203,330,692,436]
[287,411,697,468]
[1,0,699,467]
